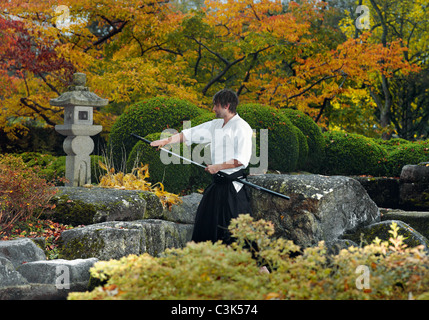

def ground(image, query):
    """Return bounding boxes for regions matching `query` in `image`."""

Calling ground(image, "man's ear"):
[225,103,230,110]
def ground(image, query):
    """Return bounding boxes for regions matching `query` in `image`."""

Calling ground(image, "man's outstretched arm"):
[150,132,185,149]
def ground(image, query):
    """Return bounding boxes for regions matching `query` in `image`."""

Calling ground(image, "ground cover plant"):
[69,215,429,300]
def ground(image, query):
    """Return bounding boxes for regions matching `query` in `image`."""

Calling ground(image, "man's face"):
[213,103,229,118]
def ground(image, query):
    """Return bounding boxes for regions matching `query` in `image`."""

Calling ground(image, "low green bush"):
[374,137,410,152]
[321,131,388,176]
[384,141,429,177]
[188,111,216,127]
[108,96,205,169]
[238,103,300,172]
[293,125,309,169]
[69,215,429,300]
[279,108,325,172]
[14,153,104,186]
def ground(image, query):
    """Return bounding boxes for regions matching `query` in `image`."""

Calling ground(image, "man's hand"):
[150,139,169,149]
[205,164,222,174]
[150,133,183,149]
[205,159,243,174]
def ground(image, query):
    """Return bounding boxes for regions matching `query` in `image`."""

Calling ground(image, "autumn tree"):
[157,0,417,128]
[0,0,421,144]
[0,13,75,139]
[339,0,426,139]
[0,0,188,141]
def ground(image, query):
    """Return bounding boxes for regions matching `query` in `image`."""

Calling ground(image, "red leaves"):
[0,16,74,82]
[1,217,70,252]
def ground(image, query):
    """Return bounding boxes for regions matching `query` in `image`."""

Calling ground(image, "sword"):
[131,133,290,200]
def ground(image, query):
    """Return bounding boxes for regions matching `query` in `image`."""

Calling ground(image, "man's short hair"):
[213,89,239,114]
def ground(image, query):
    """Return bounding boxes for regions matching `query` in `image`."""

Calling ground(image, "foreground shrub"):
[0,154,57,234]
[69,215,429,300]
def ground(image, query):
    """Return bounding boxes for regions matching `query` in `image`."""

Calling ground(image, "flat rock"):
[55,186,164,223]
[0,239,46,269]
[58,219,193,260]
[17,258,98,291]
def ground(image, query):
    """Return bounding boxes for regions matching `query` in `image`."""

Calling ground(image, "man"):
[150,89,253,244]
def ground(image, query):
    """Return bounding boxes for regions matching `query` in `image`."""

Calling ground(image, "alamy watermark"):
[54,5,71,30]
[355,265,370,290]
[355,5,370,30]
[56,265,70,289]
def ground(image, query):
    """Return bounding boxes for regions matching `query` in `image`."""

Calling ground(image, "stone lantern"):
[50,73,108,186]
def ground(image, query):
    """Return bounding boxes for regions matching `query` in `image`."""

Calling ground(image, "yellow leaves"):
[98,161,182,210]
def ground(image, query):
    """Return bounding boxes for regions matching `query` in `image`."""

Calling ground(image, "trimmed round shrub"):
[188,112,216,127]
[384,141,429,177]
[321,131,388,176]
[279,108,324,172]
[375,137,411,153]
[238,103,299,172]
[293,126,309,169]
[126,132,193,194]
[108,96,205,169]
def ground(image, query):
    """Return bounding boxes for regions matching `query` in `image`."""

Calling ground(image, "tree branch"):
[19,98,58,126]
[84,20,129,52]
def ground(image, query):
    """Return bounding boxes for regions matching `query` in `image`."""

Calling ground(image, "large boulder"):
[58,219,193,260]
[247,174,380,247]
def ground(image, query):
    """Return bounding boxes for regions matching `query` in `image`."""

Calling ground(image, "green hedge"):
[126,132,193,194]
[14,152,103,186]
[293,125,309,169]
[279,108,324,172]
[238,103,300,172]
[384,141,429,177]
[107,96,205,169]
[188,112,216,127]
[321,131,388,176]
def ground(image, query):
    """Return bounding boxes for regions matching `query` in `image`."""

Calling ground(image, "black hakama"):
[191,169,252,244]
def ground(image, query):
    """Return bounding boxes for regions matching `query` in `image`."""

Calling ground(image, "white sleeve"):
[233,123,253,168]
[181,120,214,146]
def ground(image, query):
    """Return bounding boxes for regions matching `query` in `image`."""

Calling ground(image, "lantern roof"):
[49,73,109,107]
